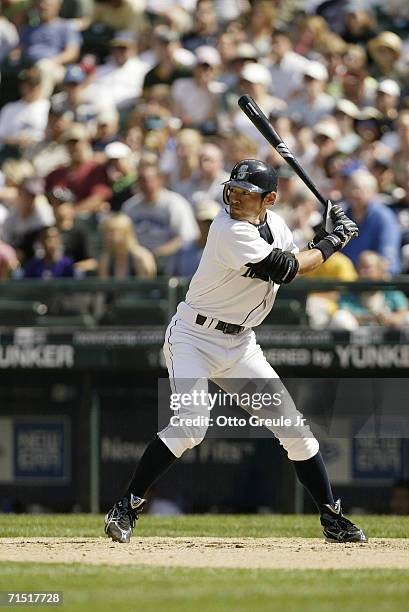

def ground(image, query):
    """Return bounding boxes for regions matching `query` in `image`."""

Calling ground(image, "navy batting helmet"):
[222,159,278,205]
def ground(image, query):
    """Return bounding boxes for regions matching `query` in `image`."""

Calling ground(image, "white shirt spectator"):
[171,78,224,124]
[288,92,335,128]
[2,198,55,248]
[0,98,50,143]
[264,51,310,101]
[122,188,199,251]
[83,56,150,110]
[0,17,18,62]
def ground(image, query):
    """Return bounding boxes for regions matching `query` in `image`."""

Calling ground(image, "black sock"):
[127,435,177,499]
[292,451,334,511]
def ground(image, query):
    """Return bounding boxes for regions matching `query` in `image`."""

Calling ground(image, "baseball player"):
[105,159,368,544]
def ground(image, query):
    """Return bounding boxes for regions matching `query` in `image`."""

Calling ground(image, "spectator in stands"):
[375,79,401,136]
[48,186,97,273]
[331,250,409,330]
[287,187,322,249]
[2,176,55,263]
[246,0,276,56]
[171,45,224,135]
[45,123,112,214]
[51,64,98,125]
[0,16,18,62]
[342,168,401,274]
[91,108,120,157]
[182,0,220,52]
[293,15,331,57]
[264,28,309,103]
[189,143,229,208]
[98,212,156,278]
[172,198,221,277]
[0,238,18,279]
[0,159,35,210]
[340,67,370,109]
[142,26,192,93]
[288,61,335,128]
[232,62,286,151]
[0,66,50,157]
[19,0,81,96]
[341,3,377,46]
[23,106,72,177]
[85,0,147,35]
[368,31,405,82]
[83,31,149,111]
[121,159,198,273]
[165,128,202,202]
[333,98,361,155]
[23,225,74,278]
[104,141,137,211]
[305,120,341,185]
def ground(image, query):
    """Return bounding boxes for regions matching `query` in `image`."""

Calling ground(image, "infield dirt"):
[1,537,408,569]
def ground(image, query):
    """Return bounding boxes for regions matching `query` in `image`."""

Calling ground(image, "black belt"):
[195,314,245,335]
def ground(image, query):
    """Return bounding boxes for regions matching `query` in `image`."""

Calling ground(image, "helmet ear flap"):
[223,184,231,206]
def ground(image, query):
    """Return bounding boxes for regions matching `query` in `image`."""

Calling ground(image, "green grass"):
[0,563,407,612]
[0,513,408,539]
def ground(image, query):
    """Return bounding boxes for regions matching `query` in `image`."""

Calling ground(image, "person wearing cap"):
[231,62,286,152]
[171,45,225,134]
[47,186,97,273]
[91,108,120,156]
[333,98,361,154]
[2,176,55,263]
[19,0,81,96]
[0,66,50,153]
[375,79,401,135]
[142,26,192,93]
[288,60,335,128]
[104,141,138,211]
[82,31,150,110]
[51,64,99,125]
[22,105,72,178]
[304,120,341,185]
[368,31,404,81]
[45,123,112,214]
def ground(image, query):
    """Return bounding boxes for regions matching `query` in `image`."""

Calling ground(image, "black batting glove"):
[312,216,359,261]
[308,225,330,250]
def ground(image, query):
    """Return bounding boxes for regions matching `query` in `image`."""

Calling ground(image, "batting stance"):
[105,159,368,544]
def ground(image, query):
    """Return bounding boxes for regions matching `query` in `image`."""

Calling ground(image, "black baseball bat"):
[238,94,333,226]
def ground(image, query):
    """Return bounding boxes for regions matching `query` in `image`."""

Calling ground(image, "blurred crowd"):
[1,0,409,326]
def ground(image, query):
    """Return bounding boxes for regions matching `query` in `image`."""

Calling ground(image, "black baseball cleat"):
[104,493,146,543]
[320,499,368,543]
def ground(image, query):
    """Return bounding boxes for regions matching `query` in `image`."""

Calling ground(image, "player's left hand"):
[331,213,359,247]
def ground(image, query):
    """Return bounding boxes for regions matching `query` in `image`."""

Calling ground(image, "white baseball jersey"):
[185,207,298,327]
